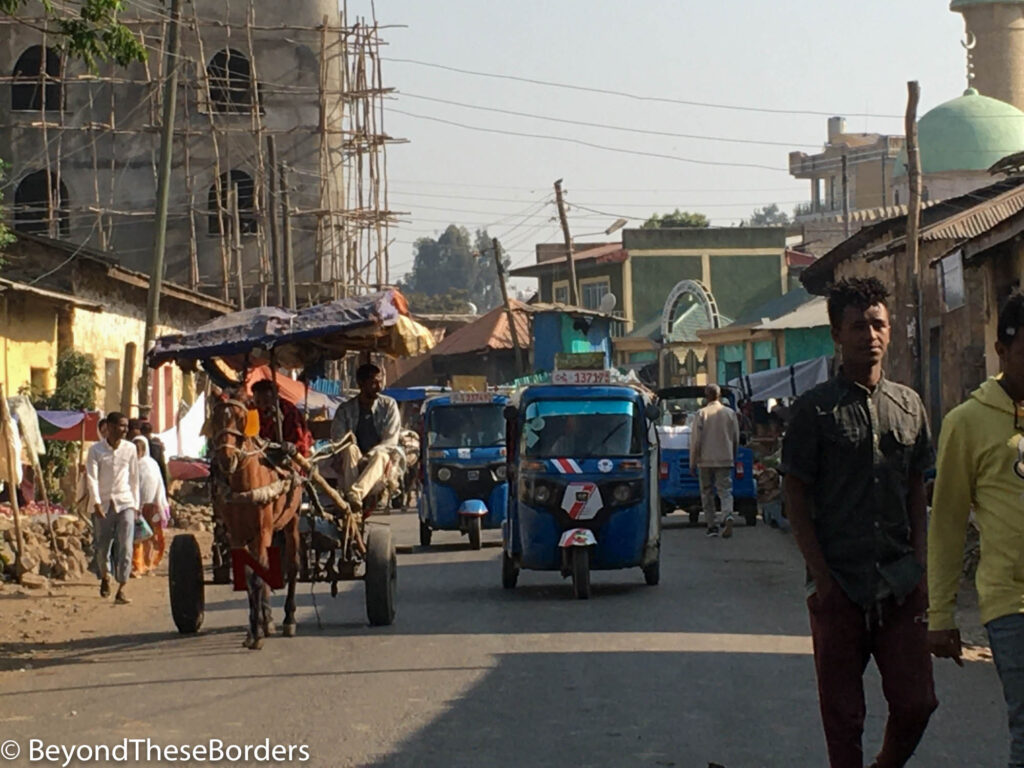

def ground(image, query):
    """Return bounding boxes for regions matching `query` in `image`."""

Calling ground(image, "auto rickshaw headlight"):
[437,467,452,482]
[612,484,632,504]
[494,465,507,481]
[534,484,552,504]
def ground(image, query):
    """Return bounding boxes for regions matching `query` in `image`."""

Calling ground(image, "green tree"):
[399,225,509,312]
[741,203,791,227]
[403,290,473,314]
[641,209,709,229]
[0,161,15,260]
[29,351,97,503]
[1,0,146,69]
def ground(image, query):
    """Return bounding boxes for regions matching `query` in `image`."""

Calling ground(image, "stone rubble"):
[0,513,93,583]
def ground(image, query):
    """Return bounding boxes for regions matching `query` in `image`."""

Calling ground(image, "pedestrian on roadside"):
[131,435,169,577]
[781,277,936,768]
[689,384,739,538]
[139,421,170,488]
[928,289,1024,767]
[85,411,140,604]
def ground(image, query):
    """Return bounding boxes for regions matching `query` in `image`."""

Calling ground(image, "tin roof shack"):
[1,232,233,428]
[530,304,614,373]
[697,288,832,386]
[800,176,1024,429]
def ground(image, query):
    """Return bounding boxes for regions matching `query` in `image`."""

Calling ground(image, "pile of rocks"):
[0,514,93,584]
[172,503,214,532]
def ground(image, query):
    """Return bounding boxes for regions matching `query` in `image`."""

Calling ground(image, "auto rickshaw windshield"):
[427,404,506,448]
[521,399,641,457]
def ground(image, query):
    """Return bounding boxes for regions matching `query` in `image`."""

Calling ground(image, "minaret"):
[952,0,1024,111]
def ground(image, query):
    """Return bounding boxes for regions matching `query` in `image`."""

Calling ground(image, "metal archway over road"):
[660,279,722,343]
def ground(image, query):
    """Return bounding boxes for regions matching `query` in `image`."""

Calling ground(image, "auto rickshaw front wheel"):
[570,548,591,600]
[466,516,482,550]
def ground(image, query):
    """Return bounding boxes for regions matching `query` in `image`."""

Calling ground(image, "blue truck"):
[656,386,759,527]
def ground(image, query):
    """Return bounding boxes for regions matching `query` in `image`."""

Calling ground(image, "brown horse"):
[209,398,302,649]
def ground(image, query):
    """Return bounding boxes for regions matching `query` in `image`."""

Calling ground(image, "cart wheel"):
[419,519,432,547]
[570,547,591,600]
[168,534,205,634]
[501,549,519,589]
[643,559,660,586]
[688,510,700,527]
[365,525,397,626]
[467,516,482,550]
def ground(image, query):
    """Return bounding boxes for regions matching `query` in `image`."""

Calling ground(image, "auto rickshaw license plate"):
[467,470,480,480]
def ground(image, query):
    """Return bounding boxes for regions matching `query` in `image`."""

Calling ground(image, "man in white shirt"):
[689,384,740,539]
[86,412,140,604]
[329,364,402,513]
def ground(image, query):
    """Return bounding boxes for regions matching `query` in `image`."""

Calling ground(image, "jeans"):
[808,584,937,768]
[698,466,733,527]
[987,613,1024,767]
[93,503,135,584]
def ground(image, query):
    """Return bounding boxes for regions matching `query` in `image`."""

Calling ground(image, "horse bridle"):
[213,398,263,475]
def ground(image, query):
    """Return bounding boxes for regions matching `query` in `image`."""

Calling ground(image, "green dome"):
[951,0,1024,9]
[894,89,1024,177]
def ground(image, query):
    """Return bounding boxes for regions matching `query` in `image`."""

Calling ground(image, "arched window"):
[208,170,256,235]
[15,170,69,235]
[11,46,62,111]
[207,49,255,112]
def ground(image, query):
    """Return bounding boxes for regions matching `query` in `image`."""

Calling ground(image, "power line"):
[398,92,822,149]
[383,57,904,119]
[386,108,788,172]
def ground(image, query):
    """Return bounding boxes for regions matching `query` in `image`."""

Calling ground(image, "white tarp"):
[728,356,831,402]
[156,393,207,458]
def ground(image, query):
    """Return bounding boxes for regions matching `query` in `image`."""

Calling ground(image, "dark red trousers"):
[808,585,937,768]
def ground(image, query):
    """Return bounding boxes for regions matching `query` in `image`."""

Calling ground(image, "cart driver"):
[330,363,402,513]
[251,380,313,457]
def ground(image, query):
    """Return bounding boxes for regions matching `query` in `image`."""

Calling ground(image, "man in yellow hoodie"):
[929,290,1024,767]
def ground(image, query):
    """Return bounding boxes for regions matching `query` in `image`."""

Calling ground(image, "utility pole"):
[493,238,526,376]
[139,0,182,417]
[841,154,851,238]
[905,80,924,392]
[280,163,297,310]
[230,184,246,310]
[266,136,283,306]
[553,178,579,306]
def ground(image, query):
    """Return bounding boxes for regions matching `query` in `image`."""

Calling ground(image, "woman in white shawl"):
[131,435,170,576]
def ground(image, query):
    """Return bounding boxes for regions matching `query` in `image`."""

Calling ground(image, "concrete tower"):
[952,0,1024,111]
[0,0,390,300]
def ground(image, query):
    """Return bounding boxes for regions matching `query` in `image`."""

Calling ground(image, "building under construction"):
[0,0,400,306]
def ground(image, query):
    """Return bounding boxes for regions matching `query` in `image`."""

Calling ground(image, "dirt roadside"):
[0,530,213,672]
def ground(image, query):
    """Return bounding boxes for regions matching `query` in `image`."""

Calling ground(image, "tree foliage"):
[399,225,509,313]
[741,203,791,228]
[0,161,14,262]
[641,209,709,229]
[28,351,97,503]
[0,0,147,69]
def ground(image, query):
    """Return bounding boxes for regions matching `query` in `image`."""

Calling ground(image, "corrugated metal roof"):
[865,183,1024,258]
[756,296,828,330]
[428,300,531,357]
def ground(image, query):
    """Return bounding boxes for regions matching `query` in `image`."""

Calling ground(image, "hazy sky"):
[349,1,968,286]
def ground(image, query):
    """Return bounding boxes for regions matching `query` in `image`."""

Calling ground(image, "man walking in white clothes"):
[690,384,740,538]
[86,412,140,604]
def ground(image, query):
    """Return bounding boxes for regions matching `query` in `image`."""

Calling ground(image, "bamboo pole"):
[0,385,26,577]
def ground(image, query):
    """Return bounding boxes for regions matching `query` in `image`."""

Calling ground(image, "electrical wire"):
[382,57,905,119]
[386,107,787,172]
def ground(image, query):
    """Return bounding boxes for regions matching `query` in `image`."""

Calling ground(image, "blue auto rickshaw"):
[418,392,509,550]
[656,385,759,527]
[501,383,662,599]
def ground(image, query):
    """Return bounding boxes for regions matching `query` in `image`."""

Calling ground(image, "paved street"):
[0,512,1009,768]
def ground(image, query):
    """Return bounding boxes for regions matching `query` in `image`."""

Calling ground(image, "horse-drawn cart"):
[147,290,433,648]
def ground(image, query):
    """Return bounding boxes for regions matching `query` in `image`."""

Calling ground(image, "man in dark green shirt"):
[782,277,936,768]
